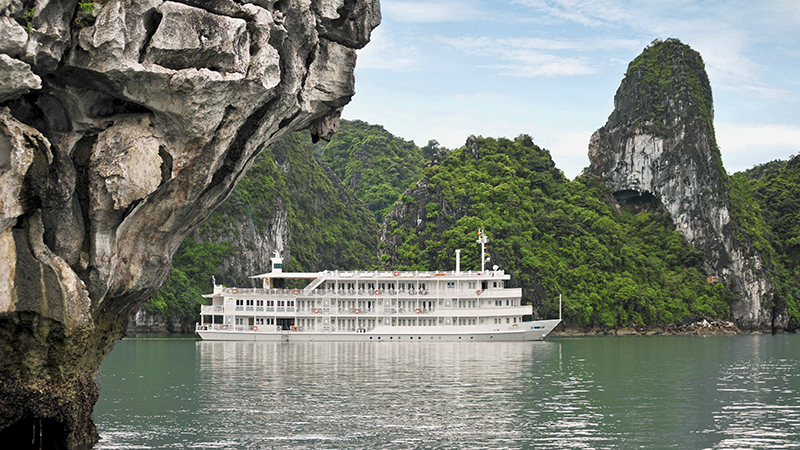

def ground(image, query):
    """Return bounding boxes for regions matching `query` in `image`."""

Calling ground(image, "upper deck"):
[206,269,516,298]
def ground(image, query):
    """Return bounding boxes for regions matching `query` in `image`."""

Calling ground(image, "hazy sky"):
[343,0,800,178]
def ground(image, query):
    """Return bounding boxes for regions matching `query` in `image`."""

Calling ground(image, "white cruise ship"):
[195,231,561,341]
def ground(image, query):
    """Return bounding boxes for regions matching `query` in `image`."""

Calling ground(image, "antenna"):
[476,229,489,272]
[559,293,562,320]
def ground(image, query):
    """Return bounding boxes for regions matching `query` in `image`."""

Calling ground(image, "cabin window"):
[278,300,285,307]
[235,317,244,325]
[256,318,265,325]
[447,282,455,289]
[256,300,263,306]
[420,283,426,290]
[246,299,254,306]
[468,282,476,290]
[507,318,510,323]
[235,299,244,306]
[287,300,294,307]
[266,300,274,307]
[493,282,497,288]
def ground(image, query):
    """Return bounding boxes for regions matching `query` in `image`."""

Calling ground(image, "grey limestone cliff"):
[588,39,774,330]
[0,0,379,447]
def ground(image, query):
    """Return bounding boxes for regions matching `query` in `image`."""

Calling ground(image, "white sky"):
[343,0,800,178]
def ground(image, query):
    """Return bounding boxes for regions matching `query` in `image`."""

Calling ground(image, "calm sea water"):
[94,335,800,449]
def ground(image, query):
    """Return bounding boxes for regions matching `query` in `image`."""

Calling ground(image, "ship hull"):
[196,319,561,342]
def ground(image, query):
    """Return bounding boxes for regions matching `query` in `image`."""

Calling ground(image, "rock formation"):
[588,39,775,329]
[0,0,379,447]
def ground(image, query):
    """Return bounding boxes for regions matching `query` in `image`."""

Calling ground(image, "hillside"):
[317,120,427,220]
[139,131,380,331]
[734,155,800,328]
[380,135,732,327]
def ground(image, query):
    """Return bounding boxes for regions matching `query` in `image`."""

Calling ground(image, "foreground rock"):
[0,0,379,447]
[588,39,775,330]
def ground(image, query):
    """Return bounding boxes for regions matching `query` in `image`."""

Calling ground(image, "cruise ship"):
[195,231,561,341]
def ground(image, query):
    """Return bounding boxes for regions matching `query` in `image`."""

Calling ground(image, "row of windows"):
[323,281,505,290]
[234,299,515,308]
[235,299,295,307]
[326,282,430,291]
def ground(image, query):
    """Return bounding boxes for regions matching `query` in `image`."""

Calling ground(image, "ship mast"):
[476,229,490,272]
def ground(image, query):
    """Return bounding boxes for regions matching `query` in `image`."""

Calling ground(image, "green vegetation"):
[383,135,733,328]
[145,238,232,321]
[23,8,35,34]
[740,160,788,180]
[142,117,798,331]
[75,1,97,27]
[737,155,800,328]
[145,131,379,325]
[318,120,426,220]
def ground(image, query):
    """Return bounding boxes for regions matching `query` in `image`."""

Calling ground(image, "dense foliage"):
[145,131,379,324]
[738,155,800,328]
[382,135,733,328]
[740,160,788,180]
[319,120,425,220]
[145,237,232,322]
[143,118,799,331]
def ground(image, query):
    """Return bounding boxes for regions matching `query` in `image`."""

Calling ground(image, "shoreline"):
[551,318,791,337]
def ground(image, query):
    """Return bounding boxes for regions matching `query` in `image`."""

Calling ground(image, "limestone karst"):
[588,39,776,329]
[0,0,379,447]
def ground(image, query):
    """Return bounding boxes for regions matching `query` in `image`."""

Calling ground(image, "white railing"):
[196,324,283,332]
[217,286,520,299]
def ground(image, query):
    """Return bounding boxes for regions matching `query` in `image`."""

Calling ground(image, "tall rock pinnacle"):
[588,39,774,330]
[0,0,379,447]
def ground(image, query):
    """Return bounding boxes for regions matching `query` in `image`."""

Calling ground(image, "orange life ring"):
[292,326,299,332]
[252,325,258,331]
[231,288,237,294]
[476,290,482,295]
[313,308,320,313]
[393,271,400,276]
[222,324,228,330]
[354,308,361,314]
[415,308,421,314]
[374,289,380,295]
[292,289,299,295]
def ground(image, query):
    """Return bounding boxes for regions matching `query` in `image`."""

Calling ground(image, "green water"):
[93,335,800,449]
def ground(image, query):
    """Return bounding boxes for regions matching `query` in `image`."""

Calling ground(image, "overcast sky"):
[343,0,800,178]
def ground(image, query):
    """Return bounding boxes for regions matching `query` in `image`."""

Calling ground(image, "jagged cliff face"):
[588,39,773,329]
[0,0,379,447]
[190,130,379,289]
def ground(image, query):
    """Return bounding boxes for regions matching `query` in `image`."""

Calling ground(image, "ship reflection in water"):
[95,335,800,449]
